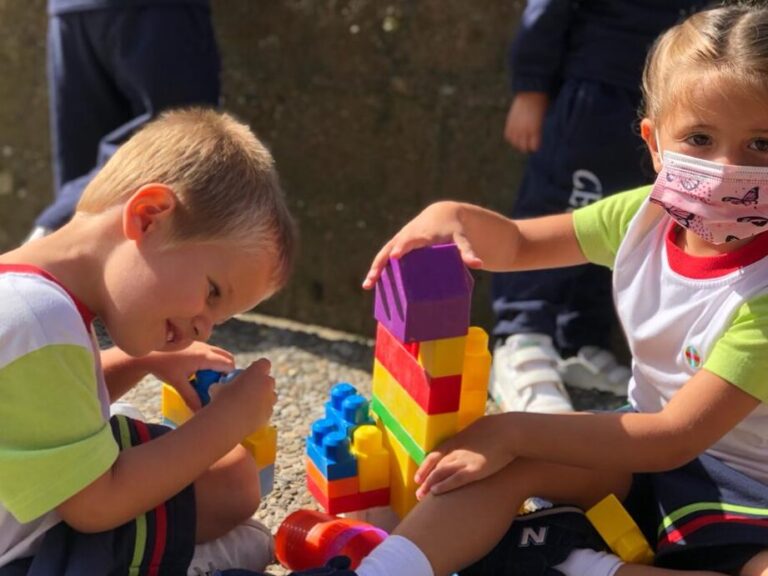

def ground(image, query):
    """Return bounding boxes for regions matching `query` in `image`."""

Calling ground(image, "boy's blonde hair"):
[77,108,296,290]
[642,2,768,122]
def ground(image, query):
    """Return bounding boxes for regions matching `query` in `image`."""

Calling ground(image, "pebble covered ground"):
[120,313,626,575]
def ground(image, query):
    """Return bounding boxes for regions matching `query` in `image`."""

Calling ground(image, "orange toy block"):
[306,457,360,498]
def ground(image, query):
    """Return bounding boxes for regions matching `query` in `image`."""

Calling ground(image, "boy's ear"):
[122,184,176,241]
[640,118,662,173]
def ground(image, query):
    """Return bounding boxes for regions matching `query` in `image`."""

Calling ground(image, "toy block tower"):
[305,243,492,521]
[161,370,277,497]
[305,383,392,514]
[371,243,490,518]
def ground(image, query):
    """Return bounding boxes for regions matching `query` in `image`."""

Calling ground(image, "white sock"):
[356,535,434,576]
[554,548,624,576]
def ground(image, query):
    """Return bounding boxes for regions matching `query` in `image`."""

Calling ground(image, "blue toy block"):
[192,368,242,405]
[307,418,358,480]
[324,382,374,438]
[259,463,275,498]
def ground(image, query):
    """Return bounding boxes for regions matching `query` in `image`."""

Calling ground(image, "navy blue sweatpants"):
[37,3,220,230]
[492,79,652,354]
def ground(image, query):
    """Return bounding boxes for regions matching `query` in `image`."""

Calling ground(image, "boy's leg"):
[193,445,262,543]
[391,457,632,576]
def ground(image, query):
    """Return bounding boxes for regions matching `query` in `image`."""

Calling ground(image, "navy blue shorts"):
[625,452,768,574]
[1,416,196,576]
[458,505,607,576]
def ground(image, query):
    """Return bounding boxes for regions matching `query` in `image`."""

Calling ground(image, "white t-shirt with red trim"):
[574,185,768,484]
[0,265,117,566]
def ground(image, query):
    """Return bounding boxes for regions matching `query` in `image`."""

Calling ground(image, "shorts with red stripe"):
[1,415,196,576]
[625,451,768,574]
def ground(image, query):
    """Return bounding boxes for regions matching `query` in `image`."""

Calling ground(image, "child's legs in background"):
[493,79,650,353]
[391,457,631,576]
[194,444,262,543]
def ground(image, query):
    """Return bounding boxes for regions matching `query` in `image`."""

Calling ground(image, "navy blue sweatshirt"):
[509,0,710,94]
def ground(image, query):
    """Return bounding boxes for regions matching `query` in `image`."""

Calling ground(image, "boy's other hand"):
[209,358,277,435]
[362,201,483,289]
[414,414,514,499]
[146,342,235,411]
[504,92,549,153]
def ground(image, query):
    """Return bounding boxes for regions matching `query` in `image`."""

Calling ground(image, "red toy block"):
[307,474,390,515]
[374,322,461,414]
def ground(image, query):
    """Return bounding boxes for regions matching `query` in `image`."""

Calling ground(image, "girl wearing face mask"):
[295,4,768,576]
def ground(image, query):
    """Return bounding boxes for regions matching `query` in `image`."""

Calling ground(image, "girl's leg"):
[392,457,632,576]
[741,550,768,576]
[194,444,262,543]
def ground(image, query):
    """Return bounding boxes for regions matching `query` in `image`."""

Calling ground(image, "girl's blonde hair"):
[77,108,296,290]
[642,2,768,121]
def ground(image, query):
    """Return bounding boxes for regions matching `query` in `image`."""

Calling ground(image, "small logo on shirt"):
[684,345,701,368]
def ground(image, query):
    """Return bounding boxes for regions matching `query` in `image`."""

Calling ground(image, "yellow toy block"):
[458,390,487,430]
[351,424,390,492]
[377,418,419,519]
[161,384,193,426]
[417,335,467,377]
[372,360,458,453]
[587,494,654,564]
[460,327,491,393]
[242,425,278,469]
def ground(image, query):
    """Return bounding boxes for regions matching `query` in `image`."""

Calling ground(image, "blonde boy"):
[0,108,296,575]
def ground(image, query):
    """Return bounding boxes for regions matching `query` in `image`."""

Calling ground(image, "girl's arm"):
[363,201,587,289]
[417,369,760,496]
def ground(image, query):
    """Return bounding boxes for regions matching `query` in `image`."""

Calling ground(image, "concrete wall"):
[0,1,525,335]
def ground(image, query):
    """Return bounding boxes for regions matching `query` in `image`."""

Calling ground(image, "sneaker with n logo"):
[459,506,608,576]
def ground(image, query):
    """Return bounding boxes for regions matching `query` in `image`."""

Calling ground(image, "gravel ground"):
[120,312,626,575]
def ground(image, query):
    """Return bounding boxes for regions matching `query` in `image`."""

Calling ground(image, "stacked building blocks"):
[306,383,391,514]
[306,244,492,520]
[586,494,654,564]
[161,369,277,497]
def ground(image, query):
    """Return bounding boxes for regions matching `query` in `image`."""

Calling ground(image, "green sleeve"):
[0,344,118,522]
[572,185,652,268]
[705,294,768,402]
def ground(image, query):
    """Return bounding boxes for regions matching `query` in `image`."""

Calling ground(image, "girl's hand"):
[414,414,515,499]
[210,358,277,436]
[144,342,235,411]
[362,201,484,289]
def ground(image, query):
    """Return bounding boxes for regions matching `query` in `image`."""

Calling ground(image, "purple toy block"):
[373,243,473,342]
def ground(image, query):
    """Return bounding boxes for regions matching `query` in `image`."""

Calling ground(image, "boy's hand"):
[504,92,549,153]
[210,358,277,435]
[145,342,235,411]
[414,414,514,499]
[362,201,484,289]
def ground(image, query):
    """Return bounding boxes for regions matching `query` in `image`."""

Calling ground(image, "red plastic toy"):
[276,509,387,570]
